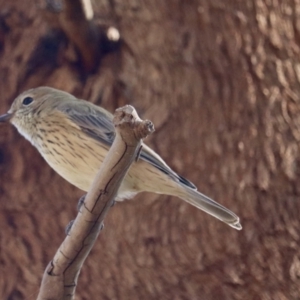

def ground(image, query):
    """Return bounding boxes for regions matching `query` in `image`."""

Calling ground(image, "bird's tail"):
[177,186,242,230]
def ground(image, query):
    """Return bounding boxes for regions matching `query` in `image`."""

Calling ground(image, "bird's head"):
[0,86,74,142]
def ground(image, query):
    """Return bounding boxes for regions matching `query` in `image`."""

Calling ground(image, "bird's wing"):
[56,99,196,190]
[57,99,115,146]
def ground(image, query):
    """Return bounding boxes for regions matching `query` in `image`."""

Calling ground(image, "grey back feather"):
[57,100,115,146]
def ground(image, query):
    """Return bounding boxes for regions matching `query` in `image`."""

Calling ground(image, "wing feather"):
[57,99,115,145]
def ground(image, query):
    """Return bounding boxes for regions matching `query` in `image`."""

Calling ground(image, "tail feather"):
[178,187,242,230]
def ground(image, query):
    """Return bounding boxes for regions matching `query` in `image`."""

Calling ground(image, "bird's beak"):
[0,112,13,123]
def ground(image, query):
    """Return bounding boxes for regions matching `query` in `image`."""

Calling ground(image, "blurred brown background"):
[0,0,299,299]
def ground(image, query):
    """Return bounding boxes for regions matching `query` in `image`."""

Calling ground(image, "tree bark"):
[0,0,299,299]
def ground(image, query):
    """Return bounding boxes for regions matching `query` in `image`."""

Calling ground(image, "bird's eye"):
[22,96,34,106]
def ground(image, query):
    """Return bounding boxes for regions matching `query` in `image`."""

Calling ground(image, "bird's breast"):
[35,124,108,191]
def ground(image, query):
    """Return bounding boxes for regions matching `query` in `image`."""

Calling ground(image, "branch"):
[37,105,154,300]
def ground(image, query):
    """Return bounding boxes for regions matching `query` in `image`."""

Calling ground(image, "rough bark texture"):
[0,0,299,299]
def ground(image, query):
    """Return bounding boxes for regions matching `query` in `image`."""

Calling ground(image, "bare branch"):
[37,105,154,300]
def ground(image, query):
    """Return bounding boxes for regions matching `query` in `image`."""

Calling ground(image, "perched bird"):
[0,87,242,229]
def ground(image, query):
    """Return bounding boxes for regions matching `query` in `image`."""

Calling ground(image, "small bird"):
[0,87,242,229]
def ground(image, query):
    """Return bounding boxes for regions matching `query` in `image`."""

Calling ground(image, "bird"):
[0,87,242,230]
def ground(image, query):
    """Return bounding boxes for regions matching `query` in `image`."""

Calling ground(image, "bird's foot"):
[77,194,86,211]
[65,219,74,235]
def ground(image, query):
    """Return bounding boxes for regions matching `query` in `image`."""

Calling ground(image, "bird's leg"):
[65,220,74,235]
[99,222,104,231]
[64,194,86,235]
[77,194,86,211]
